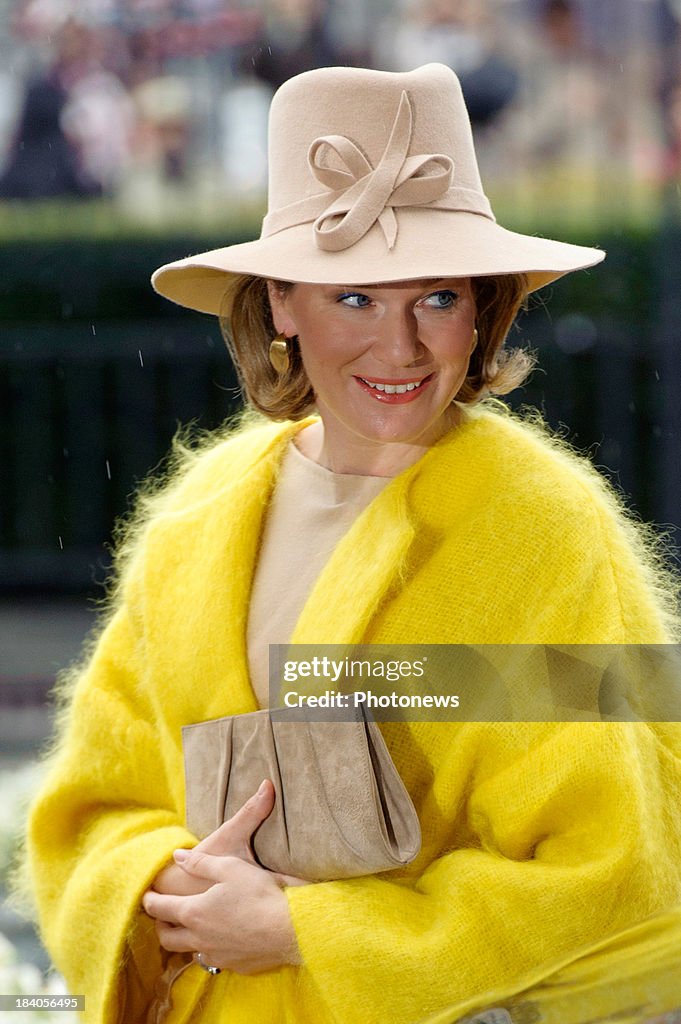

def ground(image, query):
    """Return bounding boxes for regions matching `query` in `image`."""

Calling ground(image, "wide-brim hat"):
[152,63,605,315]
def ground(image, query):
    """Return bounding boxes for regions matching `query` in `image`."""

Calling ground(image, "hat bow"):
[308,91,453,252]
[261,78,496,250]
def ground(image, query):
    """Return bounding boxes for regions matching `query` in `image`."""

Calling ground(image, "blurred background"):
[1,0,681,992]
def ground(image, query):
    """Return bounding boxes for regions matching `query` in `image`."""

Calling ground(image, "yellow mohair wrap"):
[22,406,681,1024]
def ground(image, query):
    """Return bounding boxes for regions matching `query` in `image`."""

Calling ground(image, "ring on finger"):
[195,951,221,976]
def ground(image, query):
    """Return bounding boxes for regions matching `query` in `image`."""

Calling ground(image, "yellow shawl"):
[26,408,681,1023]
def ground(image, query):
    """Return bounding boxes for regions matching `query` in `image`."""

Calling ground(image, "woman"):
[25,64,681,1024]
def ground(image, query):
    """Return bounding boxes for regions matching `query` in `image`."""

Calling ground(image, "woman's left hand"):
[142,780,307,974]
[143,848,303,973]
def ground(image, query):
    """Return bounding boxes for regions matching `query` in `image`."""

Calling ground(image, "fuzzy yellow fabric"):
[424,906,681,1023]
[25,407,681,1024]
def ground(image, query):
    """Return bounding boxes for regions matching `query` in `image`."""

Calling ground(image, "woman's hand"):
[143,780,307,973]
[151,778,280,896]
[144,849,302,973]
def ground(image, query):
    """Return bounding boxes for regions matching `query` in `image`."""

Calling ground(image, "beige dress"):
[246,440,389,706]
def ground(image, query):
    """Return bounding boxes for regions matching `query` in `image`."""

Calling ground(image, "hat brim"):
[151,210,605,316]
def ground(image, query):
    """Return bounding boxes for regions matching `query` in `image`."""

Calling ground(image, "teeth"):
[362,379,424,394]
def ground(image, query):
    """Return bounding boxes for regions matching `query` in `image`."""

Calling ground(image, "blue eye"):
[338,292,372,308]
[422,290,458,309]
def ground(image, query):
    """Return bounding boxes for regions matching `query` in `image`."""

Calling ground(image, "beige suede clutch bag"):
[182,705,421,882]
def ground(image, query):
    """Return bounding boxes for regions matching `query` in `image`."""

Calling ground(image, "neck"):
[294,406,462,477]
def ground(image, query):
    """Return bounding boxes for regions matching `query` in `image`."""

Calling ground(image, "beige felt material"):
[151,63,605,315]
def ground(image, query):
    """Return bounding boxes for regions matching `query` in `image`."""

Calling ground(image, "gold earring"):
[269,333,290,373]
[471,327,479,353]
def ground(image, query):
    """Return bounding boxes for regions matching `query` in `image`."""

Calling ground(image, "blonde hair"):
[220,273,533,421]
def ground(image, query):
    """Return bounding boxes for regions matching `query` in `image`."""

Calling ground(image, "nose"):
[372,305,424,367]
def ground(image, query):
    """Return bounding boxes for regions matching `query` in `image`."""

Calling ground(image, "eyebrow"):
[337,278,452,290]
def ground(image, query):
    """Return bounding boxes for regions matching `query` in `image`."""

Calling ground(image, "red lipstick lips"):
[354,373,434,403]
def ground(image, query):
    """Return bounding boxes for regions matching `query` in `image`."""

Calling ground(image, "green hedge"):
[0,226,660,324]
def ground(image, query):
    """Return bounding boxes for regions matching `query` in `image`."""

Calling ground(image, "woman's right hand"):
[150,780,278,897]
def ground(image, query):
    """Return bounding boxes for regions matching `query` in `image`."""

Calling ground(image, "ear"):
[266,281,297,337]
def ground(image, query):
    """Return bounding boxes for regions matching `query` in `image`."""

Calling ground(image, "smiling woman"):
[221,271,532,449]
[266,277,479,473]
[24,62,681,1024]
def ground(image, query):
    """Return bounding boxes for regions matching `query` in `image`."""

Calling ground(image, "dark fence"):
[1,319,238,589]
[1,228,680,593]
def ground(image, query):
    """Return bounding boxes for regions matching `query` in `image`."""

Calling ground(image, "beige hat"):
[152,63,605,315]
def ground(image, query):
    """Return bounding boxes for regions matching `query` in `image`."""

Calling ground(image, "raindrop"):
[654,370,660,382]
[628,401,636,413]
[139,349,144,367]
[91,324,97,336]
[63,447,69,458]
[58,536,63,550]
[105,460,112,480]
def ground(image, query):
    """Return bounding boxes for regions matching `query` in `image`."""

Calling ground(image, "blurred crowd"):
[0,0,679,219]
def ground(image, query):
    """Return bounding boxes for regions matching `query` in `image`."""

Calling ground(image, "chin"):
[353,412,452,448]
[381,402,455,435]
